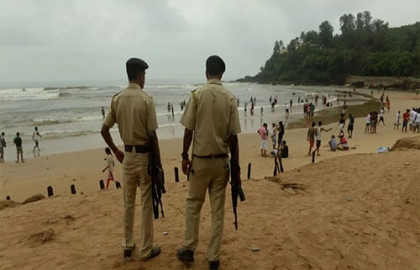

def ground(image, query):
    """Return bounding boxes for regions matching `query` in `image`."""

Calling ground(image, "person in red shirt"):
[402,109,410,133]
[337,133,349,151]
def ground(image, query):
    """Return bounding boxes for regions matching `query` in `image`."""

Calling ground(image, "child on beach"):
[102,147,115,189]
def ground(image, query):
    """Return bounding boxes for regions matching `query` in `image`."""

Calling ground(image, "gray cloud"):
[1,0,419,86]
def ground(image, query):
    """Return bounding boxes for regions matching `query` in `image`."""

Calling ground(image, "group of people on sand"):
[399,107,420,133]
[257,121,288,159]
[307,111,357,155]
[365,108,386,134]
[0,127,42,163]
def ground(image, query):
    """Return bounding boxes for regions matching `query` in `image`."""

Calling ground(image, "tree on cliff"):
[238,11,420,85]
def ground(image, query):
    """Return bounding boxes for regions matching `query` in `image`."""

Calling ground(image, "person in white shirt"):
[410,108,417,131]
[102,147,115,189]
[378,107,385,125]
[394,111,400,130]
[271,123,278,150]
[365,113,371,133]
[315,121,332,156]
[414,109,420,133]
[32,127,42,151]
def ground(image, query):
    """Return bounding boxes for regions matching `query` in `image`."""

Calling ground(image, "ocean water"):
[0,81,364,160]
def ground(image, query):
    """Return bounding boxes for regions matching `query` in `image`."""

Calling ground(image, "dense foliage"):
[239,11,420,85]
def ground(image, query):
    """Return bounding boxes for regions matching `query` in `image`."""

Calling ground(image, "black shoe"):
[209,260,220,270]
[139,247,161,261]
[177,248,194,265]
[147,247,161,260]
[123,244,136,258]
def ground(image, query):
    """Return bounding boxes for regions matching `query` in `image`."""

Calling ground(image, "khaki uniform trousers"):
[121,149,153,260]
[183,157,230,262]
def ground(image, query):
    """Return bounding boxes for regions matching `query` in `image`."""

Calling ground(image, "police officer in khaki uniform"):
[177,56,241,270]
[101,58,161,261]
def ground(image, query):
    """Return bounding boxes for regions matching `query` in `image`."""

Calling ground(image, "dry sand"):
[0,89,419,270]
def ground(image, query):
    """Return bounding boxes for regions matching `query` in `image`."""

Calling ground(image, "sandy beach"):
[0,89,419,270]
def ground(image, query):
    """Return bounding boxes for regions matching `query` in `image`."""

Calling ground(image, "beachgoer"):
[337,133,349,150]
[271,123,277,150]
[307,122,316,156]
[394,111,400,130]
[370,112,377,133]
[285,103,290,118]
[32,127,42,151]
[102,147,115,189]
[13,132,24,163]
[347,114,354,138]
[402,109,410,133]
[0,132,6,162]
[342,101,348,114]
[309,103,315,116]
[279,140,288,158]
[101,57,162,260]
[177,55,241,270]
[328,135,337,151]
[278,121,285,148]
[260,106,263,116]
[257,123,268,157]
[410,108,416,131]
[378,107,385,125]
[315,121,332,156]
[365,113,371,133]
[338,113,346,133]
[101,106,105,119]
[414,109,420,133]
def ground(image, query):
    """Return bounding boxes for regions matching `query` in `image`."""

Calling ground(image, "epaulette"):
[112,91,122,98]
[191,88,199,94]
[141,88,152,98]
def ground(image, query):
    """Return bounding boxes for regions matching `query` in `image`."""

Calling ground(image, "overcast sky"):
[1,0,419,87]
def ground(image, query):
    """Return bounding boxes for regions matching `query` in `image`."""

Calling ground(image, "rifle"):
[148,135,166,219]
[229,133,245,230]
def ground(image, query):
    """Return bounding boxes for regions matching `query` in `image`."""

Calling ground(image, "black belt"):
[124,145,151,153]
[193,153,228,159]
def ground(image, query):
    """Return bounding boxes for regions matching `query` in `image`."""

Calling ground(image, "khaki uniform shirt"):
[180,79,241,156]
[103,83,158,146]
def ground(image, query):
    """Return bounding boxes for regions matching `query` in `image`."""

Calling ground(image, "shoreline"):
[1,88,419,202]
[0,88,373,162]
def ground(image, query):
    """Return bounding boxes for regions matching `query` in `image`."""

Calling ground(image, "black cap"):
[126,58,149,70]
